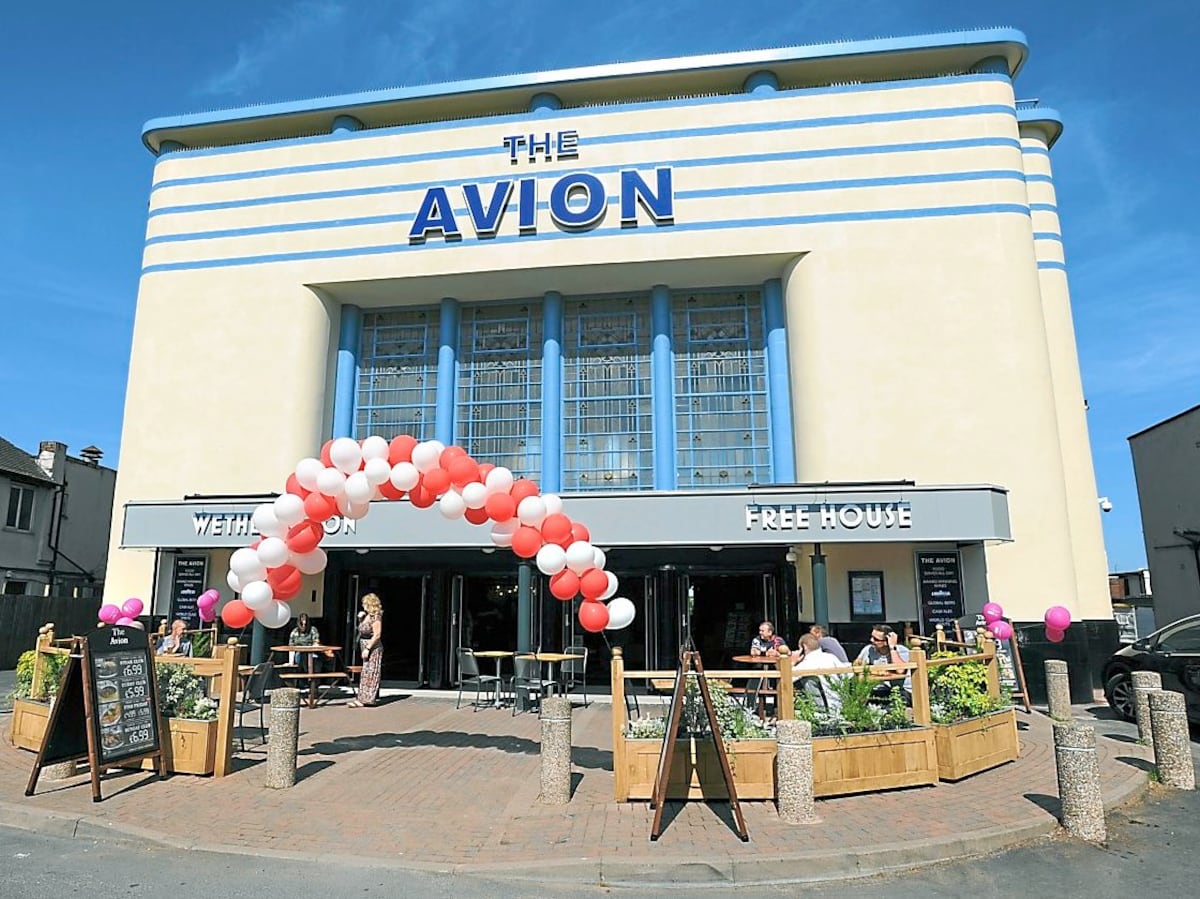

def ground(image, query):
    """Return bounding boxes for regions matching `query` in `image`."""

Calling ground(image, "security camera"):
[1099,497,1113,513]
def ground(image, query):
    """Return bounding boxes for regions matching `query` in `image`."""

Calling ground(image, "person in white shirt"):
[791,633,850,712]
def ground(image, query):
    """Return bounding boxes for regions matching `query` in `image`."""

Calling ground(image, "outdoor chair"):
[562,643,590,707]
[509,656,554,716]
[456,648,501,711]
[238,661,282,750]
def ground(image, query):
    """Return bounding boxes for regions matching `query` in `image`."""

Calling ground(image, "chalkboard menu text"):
[88,625,160,764]
[916,551,964,634]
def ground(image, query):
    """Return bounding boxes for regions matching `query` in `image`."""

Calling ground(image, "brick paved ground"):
[0,694,1152,881]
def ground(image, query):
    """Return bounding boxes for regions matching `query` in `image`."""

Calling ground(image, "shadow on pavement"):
[295,759,335,782]
[1116,755,1155,772]
[1023,792,1061,816]
[299,730,613,771]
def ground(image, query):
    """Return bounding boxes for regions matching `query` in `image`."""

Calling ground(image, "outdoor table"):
[731,654,781,719]
[271,644,344,708]
[515,652,583,696]
[472,650,515,708]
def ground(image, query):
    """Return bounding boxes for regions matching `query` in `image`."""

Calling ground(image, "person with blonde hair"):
[349,593,383,707]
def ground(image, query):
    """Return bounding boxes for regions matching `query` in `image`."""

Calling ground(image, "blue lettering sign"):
[549,173,606,230]
[620,168,674,225]
[463,181,513,237]
[518,178,538,233]
[409,187,461,241]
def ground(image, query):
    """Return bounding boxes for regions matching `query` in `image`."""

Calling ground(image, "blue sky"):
[2,1,1196,571]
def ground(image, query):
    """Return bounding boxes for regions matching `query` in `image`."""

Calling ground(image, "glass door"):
[448,574,464,684]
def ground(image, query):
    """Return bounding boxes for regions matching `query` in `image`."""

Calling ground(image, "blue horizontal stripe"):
[148,136,1022,220]
[1030,202,1058,212]
[151,103,1016,193]
[149,71,1012,160]
[147,169,1027,247]
[1024,173,1053,183]
[1038,260,1068,271]
[1021,146,1051,157]
[1032,231,1062,241]
[142,202,1030,275]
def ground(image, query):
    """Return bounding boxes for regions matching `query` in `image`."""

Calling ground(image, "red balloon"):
[286,520,324,554]
[511,525,544,559]
[485,492,516,522]
[409,484,436,508]
[464,506,490,525]
[268,565,302,599]
[377,479,405,501]
[510,479,540,505]
[285,474,310,499]
[579,567,609,600]
[388,434,418,465]
[578,600,609,633]
[570,522,591,544]
[1046,627,1066,644]
[303,491,338,522]
[541,513,573,545]
[320,440,334,467]
[550,569,580,600]
[439,445,467,468]
[221,599,254,629]
[422,467,451,496]
[477,463,495,480]
[448,456,480,488]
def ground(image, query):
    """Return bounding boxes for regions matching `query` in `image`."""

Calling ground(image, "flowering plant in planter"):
[625,675,770,742]
[927,655,1009,725]
[793,669,914,736]
[155,663,218,721]
[11,650,68,702]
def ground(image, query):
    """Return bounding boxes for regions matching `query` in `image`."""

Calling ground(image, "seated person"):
[287,614,324,671]
[156,619,193,657]
[791,633,851,712]
[749,620,789,658]
[809,623,849,664]
[854,625,911,703]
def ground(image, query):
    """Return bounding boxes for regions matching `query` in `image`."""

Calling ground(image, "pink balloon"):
[1046,626,1066,644]
[98,604,122,624]
[1044,605,1072,631]
[116,616,135,626]
[198,592,218,609]
[981,602,1004,623]
[990,620,1013,641]
[122,597,144,618]
[198,605,216,623]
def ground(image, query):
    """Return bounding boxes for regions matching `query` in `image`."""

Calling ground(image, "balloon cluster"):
[196,588,220,623]
[1043,605,1072,644]
[981,602,1013,641]
[223,435,636,634]
[98,597,145,629]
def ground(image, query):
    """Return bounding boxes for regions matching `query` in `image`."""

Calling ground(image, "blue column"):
[332,115,363,134]
[541,291,563,492]
[435,298,460,446]
[332,304,362,438]
[763,278,795,482]
[530,92,561,113]
[651,284,677,490]
[744,70,779,95]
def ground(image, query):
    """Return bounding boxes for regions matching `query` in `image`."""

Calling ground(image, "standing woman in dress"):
[349,593,383,707]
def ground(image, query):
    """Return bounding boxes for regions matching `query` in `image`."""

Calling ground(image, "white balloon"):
[226,569,243,593]
[343,500,371,520]
[316,467,347,496]
[461,481,489,509]
[411,440,444,472]
[295,457,324,491]
[592,547,607,571]
[256,536,290,568]
[601,571,619,600]
[363,457,392,486]
[542,493,563,516]
[485,466,514,495]
[344,471,373,505]
[390,461,420,491]
[565,540,596,574]
[292,547,327,576]
[252,503,283,538]
[360,435,390,462]
[490,519,519,547]
[256,599,293,629]
[330,437,363,475]
[230,547,267,582]
[517,495,547,527]
[273,493,306,528]
[605,596,636,630]
[536,543,567,576]
[439,491,467,519]
[241,580,274,611]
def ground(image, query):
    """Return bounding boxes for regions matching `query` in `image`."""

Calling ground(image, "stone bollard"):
[46,760,77,780]
[539,696,572,805]
[1149,690,1195,790]
[1052,720,1106,842]
[776,719,817,824]
[1044,660,1072,721]
[264,687,301,790]
[1131,671,1162,743]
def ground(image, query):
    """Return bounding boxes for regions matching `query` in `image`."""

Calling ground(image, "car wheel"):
[1105,672,1135,722]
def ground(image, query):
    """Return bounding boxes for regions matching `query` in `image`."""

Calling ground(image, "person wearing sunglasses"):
[854,625,911,702]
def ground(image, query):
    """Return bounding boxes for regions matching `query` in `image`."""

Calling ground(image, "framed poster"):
[848,571,885,622]
[915,550,964,635]
[169,555,207,630]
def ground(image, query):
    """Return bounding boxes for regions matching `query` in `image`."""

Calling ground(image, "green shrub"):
[793,669,914,737]
[927,658,1009,724]
[11,650,68,702]
[155,663,218,721]
[625,675,770,742]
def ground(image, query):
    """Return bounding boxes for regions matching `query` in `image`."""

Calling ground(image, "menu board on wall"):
[86,625,161,765]
[916,551,964,634]
[169,555,208,630]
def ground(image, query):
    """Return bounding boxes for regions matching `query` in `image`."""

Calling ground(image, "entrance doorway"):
[449,575,520,683]
[354,574,426,682]
[688,574,769,667]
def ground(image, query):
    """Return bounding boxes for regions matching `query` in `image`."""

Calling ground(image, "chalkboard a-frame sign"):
[26,625,168,802]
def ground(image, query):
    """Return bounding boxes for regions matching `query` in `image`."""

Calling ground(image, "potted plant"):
[621,676,778,800]
[927,656,1018,781]
[8,649,69,751]
[793,670,939,797]
[149,663,220,775]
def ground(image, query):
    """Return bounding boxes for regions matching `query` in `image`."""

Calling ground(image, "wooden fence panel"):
[0,596,100,668]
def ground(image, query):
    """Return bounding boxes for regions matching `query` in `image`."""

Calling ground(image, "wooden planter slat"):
[812,727,938,796]
[9,698,52,752]
[933,707,1019,781]
[623,738,777,800]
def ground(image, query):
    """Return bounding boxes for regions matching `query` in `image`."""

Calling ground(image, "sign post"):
[915,551,965,636]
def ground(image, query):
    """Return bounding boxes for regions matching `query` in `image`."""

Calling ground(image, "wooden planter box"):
[622,737,777,800]
[933,707,1019,781]
[134,718,219,776]
[812,727,938,797]
[9,698,52,752]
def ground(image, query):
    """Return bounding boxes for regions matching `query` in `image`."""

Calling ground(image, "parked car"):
[1103,613,1200,724]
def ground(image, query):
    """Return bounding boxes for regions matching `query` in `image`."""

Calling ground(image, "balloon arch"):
[219,435,636,635]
